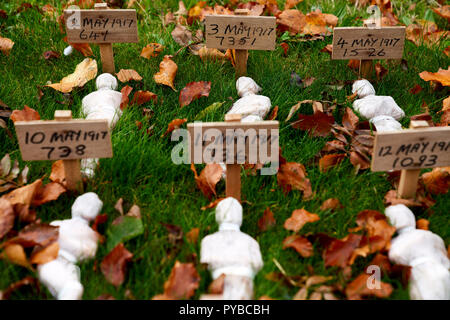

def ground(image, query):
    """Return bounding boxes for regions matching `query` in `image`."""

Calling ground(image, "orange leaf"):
[120,85,133,110]
[277,9,306,35]
[421,167,450,194]
[162,118,187,137]
[10,106,40,123]
[419,67,450,86]
[30,241,59,265]
[320,198,342,211]
[433,5,450,22]
[49,160,66,186]
[140,43,165,59]
[375,63,388,81]
[154,55,178,91]
[201,198,226,210]
[348,59,360,70]
[282,235,313,257]
[131,90,158,106]
[416,218,429,230]
[409,84,423,95]
[63,36,93,56]
[1,243,30,268]
[179,81,211,107]
[349,151,371,170]
[186,228,199,244]
[284,208,319,232]
[198,46,226,61]
[32,182,66,206]
[293,111,335,137]
[116,69,143,83]
[3,179,42,206]
[267,106,279,120]
[323,234,362,268]
[156,261,200,300]
[319,154,346,172]
[345,273,393,300]
[191,163,223,200]
[258,207,276,232]
[277,162,313,199]
[0,198,14,238]
[100,243,133,287]
[285,0,302,10]
[342,107,359,131]
[0,36,14,55]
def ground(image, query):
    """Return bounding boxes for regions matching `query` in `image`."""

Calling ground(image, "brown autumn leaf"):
[0,36,14,55]
[186,228,199,244]
[120,85,133,110]
[156,261,200,300]
[285,0,302,10]
[282,235,313,257]
[201,198,226,210]
[179,81,211,107]
[1,276,40,300]
[30,241,59,265]
[405,21,448,48]
[433,5,450,22]
[419,67,450,86]
[6,223,59,248]
[421,167,450,194]
[416,219,429,230]
[154,55,178,91]
[442,96,450,111]
[162,118,187,137]
[116,69,143,83]
[130,90,158,106]
[355,210,396,251]
[0,198,14,239]
[237,2,263,16]
[321,44,333,55]
[384,190,422,207]
[375,63,388,81]
[277,162,313,199]
[303,10,338,36]
[1,243,30,268]
[409,84,423,95]
[277,9,306,35]
[43,50,60,60]
[49,160,65,186]
[208,273,225,294]
[65,35,94,56]
[32,182,66,206]
[258,207,276,232]
[323,234,362,268]
[101,243,133,287]
[345,273,393,300]
[267,106,279,120]
[284,208,319,232]
[47,58,97,93]
[320,198,342,211]
[293,111,335,137]
[349,150,371,170]
[3,179,42,206]
[319,154,346,172]
[198,47,226,61]
[191,163,223,200]
[140,43,165,59]
[348,59,360,70]
[10,105,40,123]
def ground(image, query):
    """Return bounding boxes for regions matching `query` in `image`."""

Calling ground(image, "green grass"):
[0,0,449,300]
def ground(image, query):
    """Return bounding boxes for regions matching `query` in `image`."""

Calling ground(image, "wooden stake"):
[95,3,115,74]
[234,9,249,78]
[360,60,373,79]
[397,120,430,199]
[54,110,83,193]
[225,114,242,201]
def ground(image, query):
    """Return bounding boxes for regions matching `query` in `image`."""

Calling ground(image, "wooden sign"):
[64,3,138,74]
[187,114,279,200]
[372,121,450,199]
[332,27,405,60]
[205,10,276,77]
[14,110,113,192]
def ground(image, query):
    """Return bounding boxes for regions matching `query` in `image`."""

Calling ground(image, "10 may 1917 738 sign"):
[64,8,138,44]
[15,119,113,161]
[205,15,277,51]
[332,26,406,60]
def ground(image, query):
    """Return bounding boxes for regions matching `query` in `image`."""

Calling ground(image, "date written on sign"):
[371,127,450,172]
[332,27,406,60]
[15,119,113,161]
[205,15,276,51]
[64,9,138,43]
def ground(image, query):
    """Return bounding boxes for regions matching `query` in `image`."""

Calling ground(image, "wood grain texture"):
[205,15,276,50]
[15,119,113,161]
[371,126,450,172]
[332,26,405,60]
[64,9,138,43]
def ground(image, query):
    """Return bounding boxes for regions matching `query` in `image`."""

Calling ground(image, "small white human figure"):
[352,79,405,124]
[37,192,103,300]
[80,73,122,177]
[385,204,450,300]
[200,197,263,300]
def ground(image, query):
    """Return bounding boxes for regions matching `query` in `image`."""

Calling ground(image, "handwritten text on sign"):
[205,15,276,51]
[64,9,138,43]
[332,27,406,60]
[187,121,279,164]
[15,119,113,161]
[371,127,450,172]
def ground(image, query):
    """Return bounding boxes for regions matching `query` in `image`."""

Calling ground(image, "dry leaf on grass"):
[416,219,429,230]
[277,162,313,199]
[292,111,335,137]
[0,36,14,55]
[0,198,14,238]
[285,0,303,10]
[1,243,30,268]
[284,208,319,232]
[345,273,393,300]
[120,85,133,110]
[32,182,66,206]
[323,234,362,268]
[179,81,211,107]
[10,106,40,123]
[30,241,59,265]
[191,163,223,200]
[419,67,450,86]
[421,167,450,195]
[320,198,342,211]
[130,91,158,106]
[116,69,143,83]
[162,118,187,137]
[267,106,279,120]
[319,154,346,172]
[49,160,65,185]
[154,55,178,91]
[6,223,59,248]
[201,198,226,210]
[282,235,313,257]
[47,58,97,93]
[433,5,450,22]
[153,261,200,300]
[140,43,165,59]
[277,9,306,35]
[258,207,276,232]
[101,243,133,287]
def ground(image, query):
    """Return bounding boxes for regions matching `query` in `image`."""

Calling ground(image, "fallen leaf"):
[43,50,60,60]
[375,63,388,81]
[49,160,65,185]
[140,43,165,59]
[342,107,359,131]
[154,55,178,91]
[198,46,226,61]
[319,154,346,172]
[3,179,42,206]
[293,111,335,137]
[355,210,396,252]
[277,162,313,199]
[409,84,423,95]
[46,58,97,93]
[130,90,158,106]
[345,273,393,300]
[0,36,14,55]
[162,118,187,137]
[126,205,141,219]
[433,5,450,22]
[208,274,225,294]
[280,42,289,56]
[191,163,223,200]
[419,67,450,86]
[10,106,40,123]
[285,0,302,10]
[384,190,422,207]
[1,243,30,268]
[30,241,59,265]
[416,219,429,230]
[421,167,450,194]
[0,198,14,239]
[201,198,226,210]
[32,182,66,206]
[349,150,371,170]
[0,276,39,300]
[323,234,362,268]
[171,24,194,47]
[267,106,279,120]
[120,85,133,110]
[348,59,360,70]
[116,69,143,83]
[186,228,199,244]
[286,100,313,121]
[157,261,200,300]
[6,223,59,248]
[282,235,313,257]
[284,208,319,232]
[303,10,338,36]
[320,198,342,211]
[101,243,133,287]
[277,9,306,35]
[258,207,276,232]
[179,81,211,107]
[106,216,143,251]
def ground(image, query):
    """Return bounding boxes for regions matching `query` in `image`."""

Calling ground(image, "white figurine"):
[352,79,405,121]
[385,204,450,300]
[37,192,103,300]
[80,73,122,177]
[200,197,263,300]
[370,115,402,132]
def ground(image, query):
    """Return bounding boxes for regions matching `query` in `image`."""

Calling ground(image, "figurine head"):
[352,79,375,98]
[385,204,416,233]
[71,192,103,222]
[96,73,118,91]
[236,77,262,97]
[215,197,243,228]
